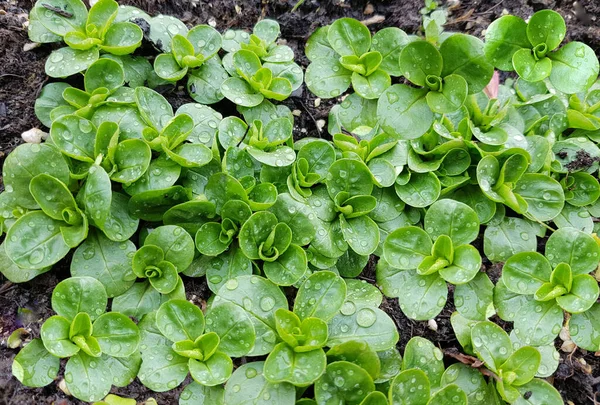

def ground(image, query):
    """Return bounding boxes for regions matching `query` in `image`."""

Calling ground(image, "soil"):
[1,0,600,404]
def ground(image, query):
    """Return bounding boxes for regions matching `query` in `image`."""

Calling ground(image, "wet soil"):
[1,0,600,404]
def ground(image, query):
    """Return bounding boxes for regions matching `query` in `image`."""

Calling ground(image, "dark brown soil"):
[1,0,600,404]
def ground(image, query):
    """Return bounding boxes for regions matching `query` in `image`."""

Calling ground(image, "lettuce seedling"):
[263,272,347,386]
[465,321,562,403]
[485,10,599,94]
[380,199,481,320]
[287,139,336,199]
[138,300,233,391]
[112,225,194,318]
[12,277,140,402]
[306,18,410,99]
[29,0,143,77]
[154,25,222,81]
[378,33,493,139]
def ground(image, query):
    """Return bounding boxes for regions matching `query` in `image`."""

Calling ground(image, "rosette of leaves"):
[380,199,481,320]
[287,139,336,199]
[485,10,599,94]
[305,18,410,99]
[238,211,308,286]
[565,84,600,131]
[29,0,143,78]
[378,33,493,139]
[112,225,193,318]
[35,58,130,126]
[332,132,403,188]
[154,25,222,82]
[217,115,296,168]
[263,271,347,387]
[497,228,600,345]
[462,321,562,403]
[308,158,380,258]
[138,300,233,391]
[477,149,565,221]
[2,124,142,273]
[12,277,141,402]
[221,19,303,93]
[221,50,295,107]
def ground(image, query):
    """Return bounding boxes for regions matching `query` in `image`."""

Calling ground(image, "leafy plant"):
[29,0,143,77]
[485,10,599,93]
[305,18,409,99]
[12,277,140,402]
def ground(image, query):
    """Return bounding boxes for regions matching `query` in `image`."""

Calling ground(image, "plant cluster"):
[3,0,600,403]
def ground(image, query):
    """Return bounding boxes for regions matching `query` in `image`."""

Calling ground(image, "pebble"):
[21,128,48,144]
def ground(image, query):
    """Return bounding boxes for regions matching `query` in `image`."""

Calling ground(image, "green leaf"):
[378,84,432,139]
[471,321,512,372]
[502,252,552,295]
[306,26,335,61]
[128,186,191,222]
[92,312,139,357]
[515,174,564,221]
[205,173,249,214]
[454,272,493,320]
[135,87,173,132]
[513,379,562,405]
[138,343,188,392]
[556,274,599,313]
[527,10,566,50]
[28,7,61,43]
[187,58,228,105]
[440,34,494,94]
[483,217,538,262]
[493,279,532,322]
[441,364,488,405]
[513,300,563,346]
[426,74,468,114]
[545,227,600,275]
[179,383,224,405]
[327,18,371,57]
[224,362,296,405]
[305,57,352,99]
[264,343,326,386]
[213,275,288,356]
[41,315,80,357]
[428,385,467,405]
[549,42,599,94]
[512,49,552,83]
[36,0,88,35]
[101,21,143,55]
[202,243,253,290]
[315,361,375,405]
[424,199,479,245]
[498,346,540,386]
[569,302,600,351]
[326,340,380,379]
[395,172,440,208]
[101,54,153,88]
[352,69,391,100]
[205,302,256,357]
[148,15,188,53]
[112,281,161,319]
[326,158,374,199]
[71,230,136,297]
[0,242,50,283]
[384,226,432,269]
[51,115,96,161]
[221,77,264,107]
[294,271,347,321]
[247,145,296,168]
[164,200,216,235]
[399,40,442,86]
[102,352,141,387]
[45,47,99,78]
[34,82,71,127]
[85,58,124,93]
[403,336,445,388]
[29,174,77,221]
[263,243,307,286]
[389,368,430,405]
[52,276,107,321]
[65,352,112,402]
[327,305,399,351]
[345,279,382,308]
[12,338,59,388]
[484,15,529,71]
[372,27,410,77]
[155,53,188,81]
[156,299,205,342]
[189,351,232,386]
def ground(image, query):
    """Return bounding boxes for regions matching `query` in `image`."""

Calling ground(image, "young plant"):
[29,0,143,77]
[154,25,222,81]
[485,10,599,94]
[12,277,140,402]
[380,199,481,320]
[305,18,409,99]
[263,271,347,386]
[112,225,194,318]
[138,300,233,391]
[287,139,336,199]
[378,33,493,139]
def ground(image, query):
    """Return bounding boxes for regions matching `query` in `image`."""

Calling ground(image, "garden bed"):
[0,0,599,404]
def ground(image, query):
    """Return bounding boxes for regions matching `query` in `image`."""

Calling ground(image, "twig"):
[480,0,506,15]
[0,73,25,80]
[41,3,73,18]
[297,99,321,137]
[361,15,385,26]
